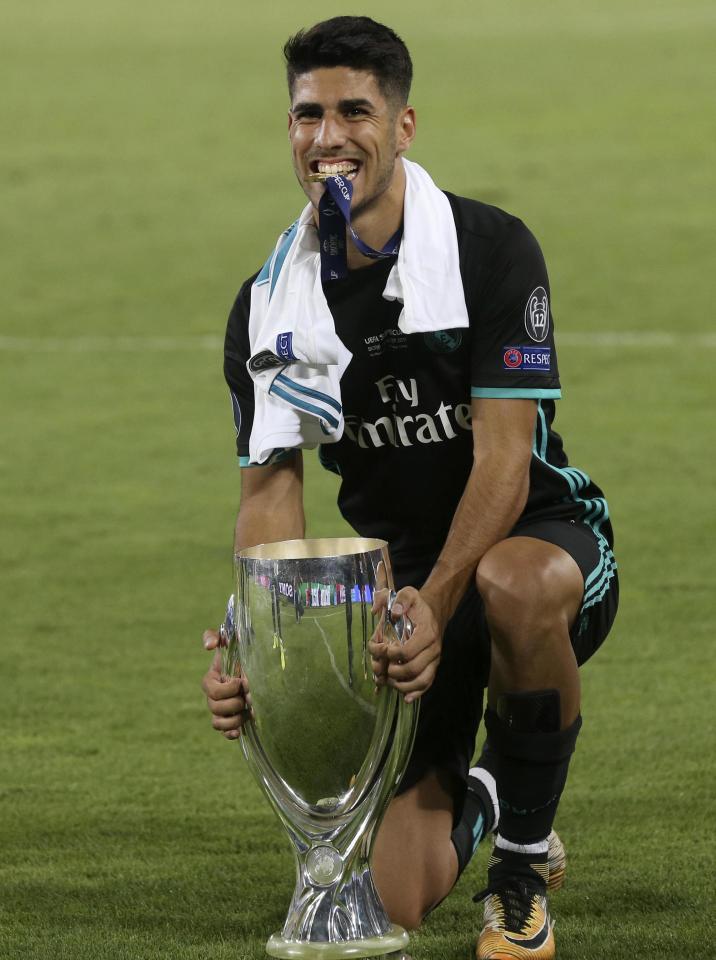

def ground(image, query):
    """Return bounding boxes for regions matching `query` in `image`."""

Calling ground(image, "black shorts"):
[396,518,619,810]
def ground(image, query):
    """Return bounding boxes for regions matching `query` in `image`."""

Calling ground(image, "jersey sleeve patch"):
[524,287,550,342]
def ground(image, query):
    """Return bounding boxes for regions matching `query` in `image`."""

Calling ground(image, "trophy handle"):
[385,590,413,644]
[218,594,242,680]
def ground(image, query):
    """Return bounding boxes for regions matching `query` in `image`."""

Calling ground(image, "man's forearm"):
[420,450,530,626]
[234,457,306,552]
[235,503,305,552]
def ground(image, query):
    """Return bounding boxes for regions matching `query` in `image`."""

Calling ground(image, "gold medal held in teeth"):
[306,173,333,182]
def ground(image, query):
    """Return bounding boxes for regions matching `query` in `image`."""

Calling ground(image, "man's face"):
[287,67,415,217]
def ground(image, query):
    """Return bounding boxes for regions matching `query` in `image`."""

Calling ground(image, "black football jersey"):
[224,194,613,588]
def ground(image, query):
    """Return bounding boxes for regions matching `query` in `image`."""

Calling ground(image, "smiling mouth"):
[306,159,361,182]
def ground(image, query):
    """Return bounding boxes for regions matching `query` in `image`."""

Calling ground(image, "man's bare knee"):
[476,537,583,646]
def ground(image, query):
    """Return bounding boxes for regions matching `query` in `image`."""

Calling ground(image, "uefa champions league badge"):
[525,286,550,342]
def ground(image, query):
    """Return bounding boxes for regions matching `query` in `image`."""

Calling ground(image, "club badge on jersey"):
[318,175,402,282]
[524,286,550,342]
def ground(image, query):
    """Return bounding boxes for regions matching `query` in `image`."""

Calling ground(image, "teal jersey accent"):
[269,383,340,430]
[471,386,562,400]
[269,221,299,299]
[238,448,293,468]
[533,401,616,610]
[471,812,486,853]
[254,219,300,293]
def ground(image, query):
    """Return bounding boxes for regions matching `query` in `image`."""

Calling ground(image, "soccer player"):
[201,17,618,959]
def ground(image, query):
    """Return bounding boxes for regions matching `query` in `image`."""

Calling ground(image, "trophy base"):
[266,925,409,959]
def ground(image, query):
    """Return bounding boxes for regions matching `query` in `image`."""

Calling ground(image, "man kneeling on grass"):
[202,16,618,959]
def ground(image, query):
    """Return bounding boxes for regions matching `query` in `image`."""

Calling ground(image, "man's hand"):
[201,629,251,740]
[369,587,444,704]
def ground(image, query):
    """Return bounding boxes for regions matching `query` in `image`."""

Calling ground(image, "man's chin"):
[351,184,391,220]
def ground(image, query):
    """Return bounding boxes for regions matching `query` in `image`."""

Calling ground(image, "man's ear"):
[396,106,416,155]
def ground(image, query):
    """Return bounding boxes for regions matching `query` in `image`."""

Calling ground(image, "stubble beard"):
[351,140,399,220]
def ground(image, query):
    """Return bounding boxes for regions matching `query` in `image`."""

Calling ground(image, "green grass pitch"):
[1,1,714,957]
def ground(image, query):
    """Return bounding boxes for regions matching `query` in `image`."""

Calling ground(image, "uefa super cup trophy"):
[219,537,419,959]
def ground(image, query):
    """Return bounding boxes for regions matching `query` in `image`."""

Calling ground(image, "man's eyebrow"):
[338,98,375,112]
[290,98,376,114]
[290,101,322,114]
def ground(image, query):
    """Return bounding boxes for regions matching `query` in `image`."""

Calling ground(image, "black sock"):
[451,769,498,877]
[483,703,582,845]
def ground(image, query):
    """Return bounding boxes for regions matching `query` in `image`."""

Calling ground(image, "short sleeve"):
[223,280,255,463]
[223,277,296,467]
[470,220,561,400]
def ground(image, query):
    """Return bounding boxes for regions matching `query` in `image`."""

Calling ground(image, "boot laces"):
[473,878,541,934]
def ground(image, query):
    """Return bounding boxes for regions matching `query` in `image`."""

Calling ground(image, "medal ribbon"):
[318,174,402,282]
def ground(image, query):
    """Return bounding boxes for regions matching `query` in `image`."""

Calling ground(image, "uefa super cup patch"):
[503,346,552,372]
[524,286,550,342]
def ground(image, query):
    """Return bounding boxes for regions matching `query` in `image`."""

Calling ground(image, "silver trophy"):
[219,537,418,959]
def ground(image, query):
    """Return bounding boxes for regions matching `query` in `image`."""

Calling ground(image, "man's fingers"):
[390,586,419,620]
[382,630,433,663]
[212,713,246,732]
[368,635,389,656]
[203,629,220,651]
[386,645,440,682]
[371,587,390,616]
[202,674,243,700]
[208,694,246,717]
[369,618,386,646]
[390,662,440,699]
[370,655,388,680]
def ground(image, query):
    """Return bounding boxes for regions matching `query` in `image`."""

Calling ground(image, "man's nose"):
[314,113,347,149]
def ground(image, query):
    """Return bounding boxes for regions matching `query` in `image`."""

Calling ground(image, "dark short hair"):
[284,16,413,107]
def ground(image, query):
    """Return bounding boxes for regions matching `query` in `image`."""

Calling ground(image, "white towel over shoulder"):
[247,159,469,466]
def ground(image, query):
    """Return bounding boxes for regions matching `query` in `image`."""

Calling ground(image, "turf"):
[1,1,714,957]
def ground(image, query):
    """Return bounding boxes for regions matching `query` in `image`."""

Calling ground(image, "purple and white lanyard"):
[318,175,402,282]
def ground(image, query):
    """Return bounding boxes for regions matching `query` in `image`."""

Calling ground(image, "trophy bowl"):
[220,537,419,959]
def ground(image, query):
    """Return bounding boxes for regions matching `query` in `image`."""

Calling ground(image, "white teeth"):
[317,161,359,175]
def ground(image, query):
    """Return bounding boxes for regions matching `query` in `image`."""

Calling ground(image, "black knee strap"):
[497,688,562,733]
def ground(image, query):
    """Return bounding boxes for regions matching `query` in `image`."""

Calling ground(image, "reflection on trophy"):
[220,537,419,959]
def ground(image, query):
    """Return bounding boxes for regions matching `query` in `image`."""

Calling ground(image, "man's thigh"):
[508,517,619,665]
